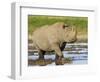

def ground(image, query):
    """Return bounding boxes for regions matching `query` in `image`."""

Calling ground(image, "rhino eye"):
[63,24,69,29]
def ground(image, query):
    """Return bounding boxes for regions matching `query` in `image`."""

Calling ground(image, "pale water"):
[28,43,88,65]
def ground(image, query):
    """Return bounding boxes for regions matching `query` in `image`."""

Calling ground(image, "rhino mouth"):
[67,38,77,43]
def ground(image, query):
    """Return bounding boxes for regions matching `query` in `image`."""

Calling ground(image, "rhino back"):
[32,24,64,51]
[33,27,51,51]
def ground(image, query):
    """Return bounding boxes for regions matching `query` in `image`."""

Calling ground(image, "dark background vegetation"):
[28,15,88,42]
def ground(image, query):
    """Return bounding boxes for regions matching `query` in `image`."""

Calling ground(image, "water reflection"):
[28,43,88,66]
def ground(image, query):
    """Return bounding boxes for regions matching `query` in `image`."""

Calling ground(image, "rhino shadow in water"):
[32,22,77,65]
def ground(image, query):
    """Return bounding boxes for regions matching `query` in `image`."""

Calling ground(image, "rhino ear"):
[63,24,69,29]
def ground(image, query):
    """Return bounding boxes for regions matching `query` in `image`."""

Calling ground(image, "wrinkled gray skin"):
[32,22,77,65]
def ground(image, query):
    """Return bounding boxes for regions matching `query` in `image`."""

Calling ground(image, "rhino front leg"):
[56,42,66,60]
[55,55,64,65]
[52,44,64,65]
[60,42,66,51]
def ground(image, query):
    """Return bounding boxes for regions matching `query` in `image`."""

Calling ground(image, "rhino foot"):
[55,57,64,65]
[36,59,47,66]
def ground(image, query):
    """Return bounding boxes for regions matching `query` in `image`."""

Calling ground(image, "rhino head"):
[62,23,77,43]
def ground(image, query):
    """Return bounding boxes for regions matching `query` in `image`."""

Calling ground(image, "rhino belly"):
[34,39,52,51]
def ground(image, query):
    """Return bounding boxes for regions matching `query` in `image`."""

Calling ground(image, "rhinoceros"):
[32,22,77,65]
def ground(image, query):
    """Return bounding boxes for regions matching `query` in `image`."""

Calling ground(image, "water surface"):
[28,43,88,66]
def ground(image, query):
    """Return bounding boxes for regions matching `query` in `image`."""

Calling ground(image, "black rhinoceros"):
[32,22,77,65]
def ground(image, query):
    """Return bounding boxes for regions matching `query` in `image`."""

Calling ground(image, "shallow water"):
[28,43,88,65]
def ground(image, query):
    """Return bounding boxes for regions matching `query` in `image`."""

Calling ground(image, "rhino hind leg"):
[37,50,47,66]
[38,50,45,60]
